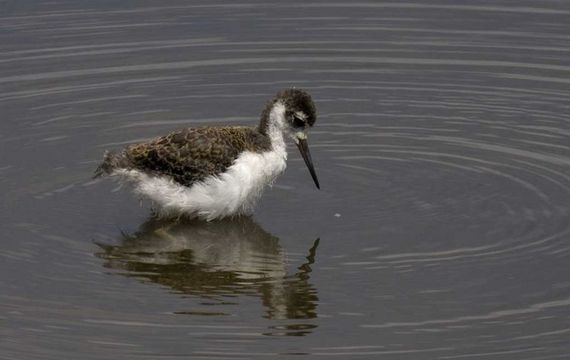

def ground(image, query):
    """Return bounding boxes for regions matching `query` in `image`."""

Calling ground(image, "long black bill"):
[296,138,320,189]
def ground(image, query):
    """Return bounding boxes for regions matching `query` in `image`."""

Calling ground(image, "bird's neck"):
[258,102,287,154]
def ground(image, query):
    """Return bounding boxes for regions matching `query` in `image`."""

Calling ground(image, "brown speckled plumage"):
[128,126,271,186]
[97,126,271,186]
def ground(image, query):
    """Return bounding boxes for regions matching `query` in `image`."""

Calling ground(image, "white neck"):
[267,102,288,156]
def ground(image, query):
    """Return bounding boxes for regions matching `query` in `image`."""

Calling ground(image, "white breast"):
[116,147,287,221]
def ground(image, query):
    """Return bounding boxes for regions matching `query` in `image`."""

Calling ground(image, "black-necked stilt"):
[95,88,319,220]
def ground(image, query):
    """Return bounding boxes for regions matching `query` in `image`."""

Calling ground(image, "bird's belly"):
[122,149,287,220]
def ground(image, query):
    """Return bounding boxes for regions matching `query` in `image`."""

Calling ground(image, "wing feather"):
[125,126,270,186]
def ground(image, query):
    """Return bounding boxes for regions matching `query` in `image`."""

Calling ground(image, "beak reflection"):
[296,135,320,189]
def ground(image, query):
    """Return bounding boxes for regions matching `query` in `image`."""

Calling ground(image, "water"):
[2,1,570,358]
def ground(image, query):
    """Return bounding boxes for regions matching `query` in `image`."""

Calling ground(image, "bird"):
[94,88,320,221]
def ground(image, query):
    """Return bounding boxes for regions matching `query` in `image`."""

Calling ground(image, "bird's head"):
[267,88,319,189]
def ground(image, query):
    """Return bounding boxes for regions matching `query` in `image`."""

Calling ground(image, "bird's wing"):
[125,126,269,186]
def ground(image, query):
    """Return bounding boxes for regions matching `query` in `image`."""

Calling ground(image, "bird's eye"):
[292,116,305,128]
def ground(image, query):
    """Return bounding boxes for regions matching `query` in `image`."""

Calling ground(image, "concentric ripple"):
[1,1,569,359]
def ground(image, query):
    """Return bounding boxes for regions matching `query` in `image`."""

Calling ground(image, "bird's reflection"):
[96,216,319,332]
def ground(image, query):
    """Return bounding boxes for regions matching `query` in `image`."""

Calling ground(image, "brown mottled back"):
[125,126,271,186]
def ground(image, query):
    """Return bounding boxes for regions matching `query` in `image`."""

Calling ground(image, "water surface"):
[1,1,570,358]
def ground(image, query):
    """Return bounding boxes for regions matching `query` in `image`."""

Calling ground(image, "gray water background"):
[1,1,570,358]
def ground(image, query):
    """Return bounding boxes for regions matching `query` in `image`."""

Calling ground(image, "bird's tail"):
[93,150,128,179]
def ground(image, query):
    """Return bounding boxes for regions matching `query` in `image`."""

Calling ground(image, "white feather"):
[113,102,289,221]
